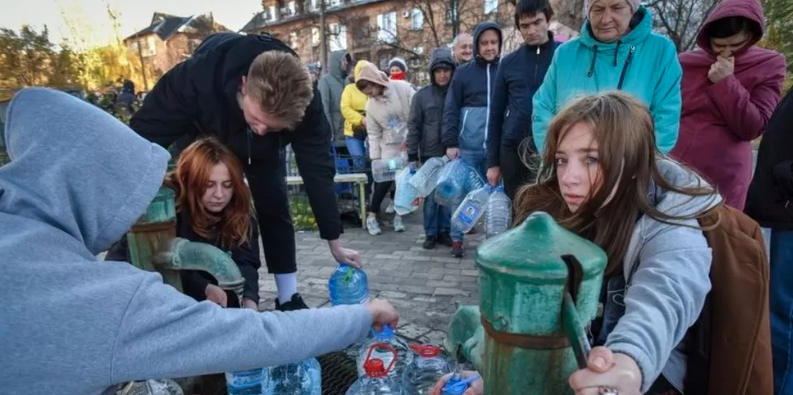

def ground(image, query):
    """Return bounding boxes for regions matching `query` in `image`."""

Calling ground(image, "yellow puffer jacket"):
[340,61,370,138]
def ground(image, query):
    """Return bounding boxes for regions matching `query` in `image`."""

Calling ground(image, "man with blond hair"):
[131,32,359,312]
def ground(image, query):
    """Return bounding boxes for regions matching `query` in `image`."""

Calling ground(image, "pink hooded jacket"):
[670,0,786,210]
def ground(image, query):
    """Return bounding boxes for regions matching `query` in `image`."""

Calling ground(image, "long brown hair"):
[514,91,719,275]
[165,138,253,250]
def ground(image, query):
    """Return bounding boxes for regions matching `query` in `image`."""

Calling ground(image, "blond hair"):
[245,51,314,129]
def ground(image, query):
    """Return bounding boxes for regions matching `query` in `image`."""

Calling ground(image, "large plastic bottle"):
[357,326,414,379]
[226,368,270,395]
[401,345,453,395]
[329,264,370,306]
[263,358,321,395]
[409,157,449,197]
[485,185,512,238]
[451,187,490,234]
[347,346,407,395]
[434,160,472,208]
[394,166,421,216]
[372,153,409,183]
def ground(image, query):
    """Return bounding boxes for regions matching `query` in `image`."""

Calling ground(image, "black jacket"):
[130,33,341,272]
[407,49,455,162]
[485,33,558,169]
[745,88,793,229]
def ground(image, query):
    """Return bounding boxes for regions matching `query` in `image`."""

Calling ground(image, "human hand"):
[242,298,259,311]
[366,299,399,331]
[446,148,460,160]
[708,56,734,84]
[431,371,484,395]
[204,284,228,307]
[329,239,362,268]
[486,167,501,187]
[569,346,642,395]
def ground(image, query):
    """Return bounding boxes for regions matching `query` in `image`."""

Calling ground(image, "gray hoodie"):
[0,88,372,395]
[318,50,348,141]
[606,158,722,392]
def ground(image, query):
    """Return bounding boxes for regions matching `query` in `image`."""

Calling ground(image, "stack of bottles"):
[372,153,409,183]
[434,160,484,208]
[450,185,513,238]
[409,157,450,197]
[394,165,421,216]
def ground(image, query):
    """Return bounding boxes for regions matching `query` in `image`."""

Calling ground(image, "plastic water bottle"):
[401,345,453,395]
[226,368,269,395]
[485,185,512,238]
[357,326,414,379]
[347,345,407,395]
[329,264,370,306]
[394,166,420,216]
[434,160,472,208]
[372,154,408,182]
[409,157,449,197]
[264,358,321,395]
[451,187,490,234]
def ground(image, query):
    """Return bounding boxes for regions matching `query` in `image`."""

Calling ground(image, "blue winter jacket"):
[532,7,682,155]
[442,21,502,153]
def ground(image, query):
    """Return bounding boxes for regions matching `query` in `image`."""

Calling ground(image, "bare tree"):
[646,0,719,52]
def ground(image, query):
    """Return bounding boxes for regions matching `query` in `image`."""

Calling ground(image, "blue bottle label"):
[458,202,480,226]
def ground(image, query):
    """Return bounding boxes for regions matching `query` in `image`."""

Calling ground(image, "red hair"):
[165,138,253,249]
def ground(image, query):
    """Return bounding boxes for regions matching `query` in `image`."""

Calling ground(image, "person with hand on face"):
[532,0,682,157]
[130,33,360,312]
[670,0,786,210]
[486,0,559,199]
[453,33,474,65]
[443,21,502,257]
[434,91,723,395]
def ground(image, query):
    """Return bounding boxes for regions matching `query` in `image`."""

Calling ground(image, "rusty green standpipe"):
[446,212,607,394]
[127,186,245,301]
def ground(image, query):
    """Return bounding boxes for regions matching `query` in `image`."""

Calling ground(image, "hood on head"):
[653,158,723,220]
[429,48,455,86]
[356,62,390,88]
[0,88,170,255]
[353,60,370,81]
[473,21,503,62]
[696,0,765,54]
[122,80,135,94]
[329,50,347,78]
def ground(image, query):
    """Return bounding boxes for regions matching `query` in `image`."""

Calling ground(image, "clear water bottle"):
[434,160,471,208]
[226,368,269,395]
[357,325,414,379]
[409,157,449,197]
[485,185,512,238]
[347,345,407,395]
[372,154,408,183]
[401,345,453,395]
[464,167,485,191]
[264,358,321,395]
[394,166,421,216]
[451,187,490,234]
[329,263,370,306]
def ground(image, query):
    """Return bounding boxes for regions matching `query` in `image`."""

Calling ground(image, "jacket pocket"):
[458,107,487,151]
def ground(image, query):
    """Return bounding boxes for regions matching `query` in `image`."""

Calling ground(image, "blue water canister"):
[329,264,370,306]
[434,160,472,208]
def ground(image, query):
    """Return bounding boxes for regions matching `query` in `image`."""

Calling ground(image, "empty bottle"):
[394,166,421,216]
[434,160,471,208]
[485,185,512,238]
[451,187,490,234]
[401,345,453,395]
[264,358,321,395]
[372,153,409,183]
[329,263,370,306]
[409,157,449,197]
[357,325,414,379]
[347,345,407,395]
[226,368,269,395]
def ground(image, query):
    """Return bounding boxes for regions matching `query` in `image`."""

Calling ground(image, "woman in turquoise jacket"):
[532,0,682,155]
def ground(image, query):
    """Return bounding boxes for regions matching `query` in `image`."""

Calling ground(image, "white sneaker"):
[385,201,396,214]
[367,217,382,235]
[393,215,405,232]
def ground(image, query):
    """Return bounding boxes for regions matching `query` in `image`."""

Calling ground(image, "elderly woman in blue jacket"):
[532,0,682,155]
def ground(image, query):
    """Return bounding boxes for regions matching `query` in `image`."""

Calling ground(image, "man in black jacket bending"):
[130,32,359,311]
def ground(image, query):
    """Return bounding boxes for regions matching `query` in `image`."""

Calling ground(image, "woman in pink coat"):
[671,0,786,210]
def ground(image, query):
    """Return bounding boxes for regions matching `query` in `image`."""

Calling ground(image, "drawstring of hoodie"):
[587,45,598,77]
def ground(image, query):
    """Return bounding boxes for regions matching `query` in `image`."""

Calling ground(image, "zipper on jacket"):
[534,46,540,83]
[246,128,252,165]
[617,46,636,90]
[460,109,470,139]
[484,63,491,150]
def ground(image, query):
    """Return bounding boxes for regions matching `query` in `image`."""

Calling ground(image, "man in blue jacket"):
[443,21,502,257]
[486,0,558,200]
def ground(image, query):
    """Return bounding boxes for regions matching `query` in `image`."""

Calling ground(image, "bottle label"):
[458,202,480,226]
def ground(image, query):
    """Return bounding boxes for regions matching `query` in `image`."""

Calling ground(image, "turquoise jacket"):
[532,7,682,155]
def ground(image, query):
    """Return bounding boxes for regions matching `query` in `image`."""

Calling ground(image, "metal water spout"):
[127,186,245,302]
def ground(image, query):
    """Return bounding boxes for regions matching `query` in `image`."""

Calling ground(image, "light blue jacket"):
[532,7,682,155]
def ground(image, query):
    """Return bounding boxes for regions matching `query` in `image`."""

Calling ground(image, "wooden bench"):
[286,173,369,228]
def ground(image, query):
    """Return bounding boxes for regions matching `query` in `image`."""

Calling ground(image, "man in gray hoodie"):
[0,88,398,395]
[318,50,351,141]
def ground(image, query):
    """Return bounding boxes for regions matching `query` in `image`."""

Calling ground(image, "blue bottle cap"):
[371,324,394,340]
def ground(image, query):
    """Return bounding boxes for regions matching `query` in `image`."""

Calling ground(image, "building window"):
[411,8,423,30]
[290,31,299,49]
[329,23,347,51]
[329,0,342,6]
[308,0,318,11]
[311,27,320,47]
[139,35,157,57]
[379,54,390,70]
[288,1,297,16]
[377,12,397,44]
[268,5,277,20]
[446,1,458,25]
[413,46,424,55]
[484,0,498,15]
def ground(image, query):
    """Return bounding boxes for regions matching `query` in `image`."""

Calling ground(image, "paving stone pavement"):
[257,207,484,342]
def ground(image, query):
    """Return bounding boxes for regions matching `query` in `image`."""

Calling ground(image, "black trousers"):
[500,145,537,201]
[368,181,395,214]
